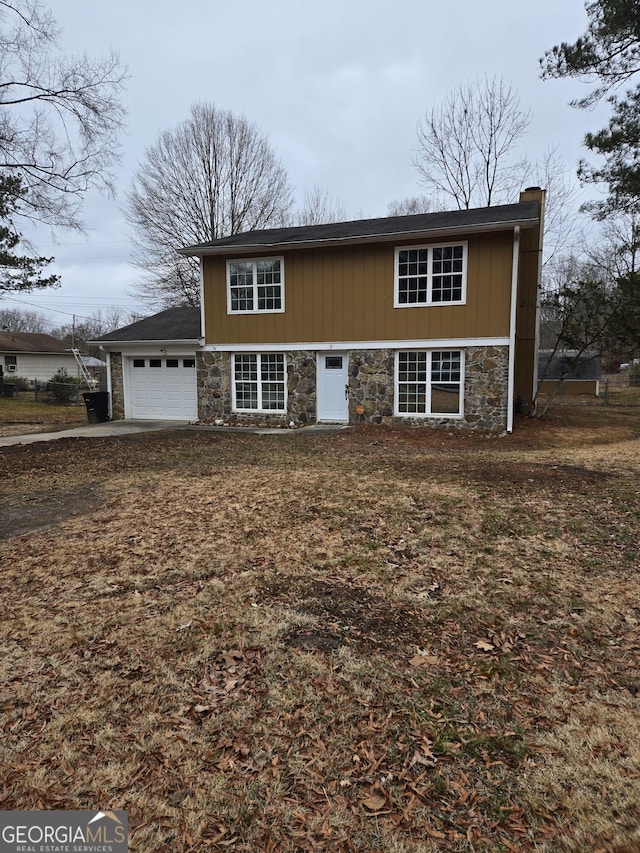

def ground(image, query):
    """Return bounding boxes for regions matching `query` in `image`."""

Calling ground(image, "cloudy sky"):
[7,0,604,328]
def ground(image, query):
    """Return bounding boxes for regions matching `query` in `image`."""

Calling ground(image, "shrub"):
[48,369,80,405]
[9,375,31,391]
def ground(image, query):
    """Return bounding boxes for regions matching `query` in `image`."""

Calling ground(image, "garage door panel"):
[127,356,198,420]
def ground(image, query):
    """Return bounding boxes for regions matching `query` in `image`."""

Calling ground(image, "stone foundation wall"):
[197,351,230,422]
[462,345,509,432]
[196,350,317,426]
[349,349,394,424]
[109,352,124,420]
[196,345,509,432]
[287,351,317,425]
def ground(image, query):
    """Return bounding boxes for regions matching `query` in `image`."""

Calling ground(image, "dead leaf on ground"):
[361,794,387,812]
[474,639,495,652]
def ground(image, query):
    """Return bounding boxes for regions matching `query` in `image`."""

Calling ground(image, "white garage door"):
[127,356,198,420]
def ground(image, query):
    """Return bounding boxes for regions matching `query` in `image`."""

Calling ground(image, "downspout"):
[199,258,206,344]
[506,226,520,434]
[103,348,113,419]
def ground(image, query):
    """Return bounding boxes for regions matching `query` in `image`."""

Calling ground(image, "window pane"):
[149,359,161,367]
[432,351,461,382]
[398,352,427,414]
[261,353,284,382]
[235,354,258,382]
[432,245,463,303]
[236,383,258,409]
[262,382,285,410]
[431,351,461,414]
[166,359,179,367]
[257,284,282,311]
[231,286,254,312]
[430,384,461,414]
[183,359,195,368]
[133,359,145,368]
[256,259,281,285]
[229,262,253,287]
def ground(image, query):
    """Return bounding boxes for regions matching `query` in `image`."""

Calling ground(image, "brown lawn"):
[0,402,639,852]
[0,394,87,436]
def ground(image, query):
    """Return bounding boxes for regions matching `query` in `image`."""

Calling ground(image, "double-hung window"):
[394,243,467,306]
[227,257,284,314]
[233,353,286,412]
[395,350,463,417]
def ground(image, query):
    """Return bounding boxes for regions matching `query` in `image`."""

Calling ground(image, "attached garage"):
[91,307,202,422]
[126,355,198,420]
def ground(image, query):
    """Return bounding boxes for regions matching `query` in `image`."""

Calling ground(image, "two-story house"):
[96,188,544,432]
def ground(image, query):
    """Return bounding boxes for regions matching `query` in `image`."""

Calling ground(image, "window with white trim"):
[227,257,284,314]
[396,350,463,416]
[233,353,286,412]
[395,243,467,306]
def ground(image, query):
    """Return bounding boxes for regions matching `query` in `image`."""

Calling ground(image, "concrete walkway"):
[0,419,348,447]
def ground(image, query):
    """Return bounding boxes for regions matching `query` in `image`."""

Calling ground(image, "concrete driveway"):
[0,419,190,447]
[0,419,348,447]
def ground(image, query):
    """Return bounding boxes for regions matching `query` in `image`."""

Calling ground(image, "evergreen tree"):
[541,0,640,214]
[0,175,59,292]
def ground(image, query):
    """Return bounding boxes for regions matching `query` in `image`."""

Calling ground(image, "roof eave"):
[89,338,201,348]
[0,348,71,355]
[179,216,539,258]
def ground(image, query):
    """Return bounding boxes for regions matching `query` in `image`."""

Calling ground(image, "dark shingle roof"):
[180,201,540,256]
[538,350,602,381]
[0,332,70,353]
[94,307,201,343]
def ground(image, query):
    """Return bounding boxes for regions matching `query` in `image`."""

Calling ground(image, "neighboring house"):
[97,188,544,431]
[537,350,601,396]
[92,307,201,420]
[0,332,77,384]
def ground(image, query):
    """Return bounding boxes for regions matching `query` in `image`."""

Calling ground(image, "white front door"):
[317,352,349,422]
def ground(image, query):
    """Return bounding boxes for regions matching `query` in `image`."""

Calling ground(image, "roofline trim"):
[0,348,72,355]
[179,216,540,257]
[89,338,201,347]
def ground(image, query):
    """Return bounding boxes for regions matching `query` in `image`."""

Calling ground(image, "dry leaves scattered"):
[0,403,639,851]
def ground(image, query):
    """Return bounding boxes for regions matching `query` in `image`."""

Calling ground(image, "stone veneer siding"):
[197,345,509,432]
[349,345,509,432]
[196,350,317,426]
[109,352,124,420]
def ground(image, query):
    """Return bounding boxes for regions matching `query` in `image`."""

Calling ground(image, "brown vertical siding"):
[203,230,516,345]
[514,189,545,406]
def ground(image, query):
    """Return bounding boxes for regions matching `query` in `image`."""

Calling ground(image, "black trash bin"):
[3,383,16,398]
[82,391,110,423]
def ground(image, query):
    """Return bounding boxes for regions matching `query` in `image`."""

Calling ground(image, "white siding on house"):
[2,353,78,383]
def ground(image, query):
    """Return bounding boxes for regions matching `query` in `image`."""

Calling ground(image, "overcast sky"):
[7,0,604,329]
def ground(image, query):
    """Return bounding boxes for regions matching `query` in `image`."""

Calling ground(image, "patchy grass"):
[0,403,639,851]
[0,393,87,436]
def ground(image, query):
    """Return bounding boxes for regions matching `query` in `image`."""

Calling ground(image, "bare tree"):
[0,0,127,231]
[416,79,585,264]
[126,102,293,308]
[526,147,585,265]
[296,185,347,225]
[583,207,640,279]
[0,305,50,332]
[415,76,531,209]
[387,194,434,217]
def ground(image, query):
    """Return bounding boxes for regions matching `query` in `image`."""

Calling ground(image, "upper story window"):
[394,242,467,307]
[227,257,284,314]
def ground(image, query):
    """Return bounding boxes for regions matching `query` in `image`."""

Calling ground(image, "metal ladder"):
[71,347,96,388]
